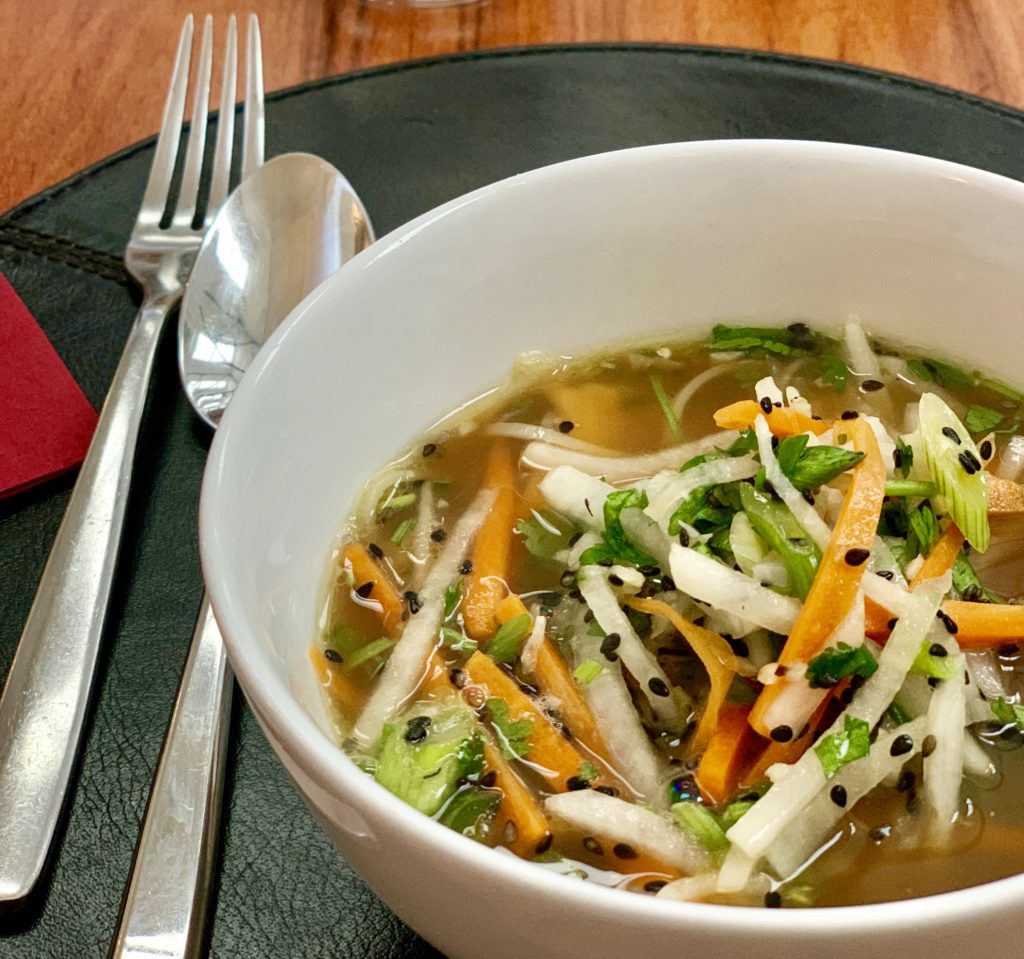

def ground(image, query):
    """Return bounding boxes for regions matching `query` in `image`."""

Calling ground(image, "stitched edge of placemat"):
[6,41,1024,239]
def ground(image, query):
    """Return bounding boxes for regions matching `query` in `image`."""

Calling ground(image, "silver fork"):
[0,13,261,906]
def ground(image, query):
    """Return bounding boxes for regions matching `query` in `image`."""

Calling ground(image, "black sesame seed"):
[861,379,885,392]
[559,570,577,588]
[774,401,783,408]
[869,825,891,842]
[678,528,690,547]
[980,439,994,460]
[644,880,667,894]
[759,396,774,415]
[771,435,780,450]
[802,490,815,505]
[892,448,903,470]
[583,836,604,855]
[999,643,1020,657]
[648,677,671,698]
[936,611,959,635]
[840,687,856,705]
[355,581,375,598]
[459,559,473,575]
[600,633,622,659]
[830,785,848,808]
[764,891,783,908]
[404,724,428,744]
[929,641,948,657]
[449,668,467,688]
[887,618,899,631]
[422,442,438,457]
[368,542,384,559]
[876,569,895,580]
[728,637,751,658]
[928,677,940,688]
[566,776,590,791]
[535,833,554,855]
[481,770,498,788]
[558,420,575,434]
[740,792,762,803]
[922,734,937,758]
[613,843,638,860]
[942,426,961,445]
[608,574,624,587]
[638,564,660,577]
[844,547,870,567]
[584,498,593,517]
[567,531,583,548]
[850,674,867,691]
[896,771,916,793]
[568,588,583,601]
[404,590,422,614]
[430,528,446,542]
[840,410,859,420]
[890,734,913,757]
[958,450,981,475]
[770,725,794,743]
[324,648,343,663]
[661,575,676,592]
[583,609,595,624]
[595,785,618,797]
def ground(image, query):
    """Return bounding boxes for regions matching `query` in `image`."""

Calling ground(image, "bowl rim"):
[201,137,1024,934]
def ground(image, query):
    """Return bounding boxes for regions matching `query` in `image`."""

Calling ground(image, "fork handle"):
[110,595,232,959]
[0,300,171,903]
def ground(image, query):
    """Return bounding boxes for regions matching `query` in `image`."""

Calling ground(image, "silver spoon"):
[111,152,374,959]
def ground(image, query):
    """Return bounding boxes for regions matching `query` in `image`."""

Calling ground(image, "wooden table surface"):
[3,0,1024,214]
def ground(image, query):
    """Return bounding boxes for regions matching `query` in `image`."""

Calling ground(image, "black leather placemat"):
[4,45,1024,958]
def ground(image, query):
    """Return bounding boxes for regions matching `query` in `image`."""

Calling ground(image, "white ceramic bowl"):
[202,140,1024,959]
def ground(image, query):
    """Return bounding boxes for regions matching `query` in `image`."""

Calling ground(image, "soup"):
[311,320,1024,908]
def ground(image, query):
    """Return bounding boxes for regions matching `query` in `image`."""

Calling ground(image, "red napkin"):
[0,274,98,498]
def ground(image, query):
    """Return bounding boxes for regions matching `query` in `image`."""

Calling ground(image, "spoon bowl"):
[180,151,374,427]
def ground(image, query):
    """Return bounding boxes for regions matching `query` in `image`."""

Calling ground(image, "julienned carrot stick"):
[496,593,530,623]
[463,442,519,640]
[462,651,588,790]
[712,400,828,437]
[625,596,735,755]
[938,602,1024,649]
[339,543,404,632]
[309,646,367,717]
[909,524,965,589]
[749,418,885,737]
[695,704,763,805]
[482,739,552,856]
[988,475,1024,515]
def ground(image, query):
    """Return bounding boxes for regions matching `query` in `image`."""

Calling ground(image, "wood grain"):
[3,0,1024,213]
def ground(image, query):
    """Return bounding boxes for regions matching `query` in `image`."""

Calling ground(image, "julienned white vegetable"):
[727,574,950,858]
[730,512,768,578]
[644,458,759,529]
[753,415,832,551]
[962,732,998,780]
[618,507,672,570]
[352,489,496,745]
[767,717,928,878]
[577,566,681,724]
[923,651,966,844]
[538,466,616,531]
[755,376,784,406]
[715,846,760,894]
[544,790,710,874]
[871,536,908,587]
[570,632,667,805]
[523,433,737,484]
[844,317,881,378]
[411,480,435,586]
[918,392,989,551]
[863,416,897,480]
[668,544,801,634]
[485,421,618,454]
[656,873,721,902]
[964,649,1009,701]
[518,614,547,676]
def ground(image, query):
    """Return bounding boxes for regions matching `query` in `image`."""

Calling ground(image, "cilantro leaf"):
[704,323,835,359]
[443,580,463,620]
[991,698,1024,731]
[814,714,871,778]
[579,489,658,568]
[486,613,533,665]
[779,443,865,491]
[577,761,599,784]
[806,642,878,689]
[723,427,759,456]
[910,639,960,681]
[895,437,914,479]
[907,502,940,558]
[951,550,1003,604]
[515,510,576,562]
[964,405,1003,434]
[820,354,849,392]
[908,357,973,391]
[486,698,534,760]
[668,483,743,536]
[776,434,810,476]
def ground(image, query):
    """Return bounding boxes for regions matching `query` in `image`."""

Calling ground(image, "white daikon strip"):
[564,531,602,570]
[644,457,759,530]
[752,558,790,590]
[863,415,896,477]
[486,421,618,454]
[608,565,645,593]
[544,791,709,874]
[657,873,720,902]
[893,672,934,718]
[715,846,761,895]
[669,544,801,634]
[352,489,496,745]
[619,507,672,570]
[923,652,966,845]
[860,571,914,618]
[964,649,1010,702]
[578,567,680,724]
[672,359,753,417]
[727,575,948,858]
[523,433,736,483]
[767,718,928,878]
[570,632,667,805]
[519,614,547,676]
[730,511,768,578]
[785,385,813,417]
[538,466,616,531]
[844,316,881,378]
[962,733,997,780]
[410,480,435,586]
[870,537,908,587]
[753,415,832,551]
[755,376,784,406]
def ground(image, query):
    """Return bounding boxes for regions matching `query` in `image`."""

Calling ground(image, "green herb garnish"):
[391,517,415,545]
[487,698,535,760]
[964,405,1003,434]
[814,714,871,778]
[739,483,820,598]
[910,639,960,681]
[775,436,865,491]
[671,802,730,854]
[991,698,1024,731]
[650,374,684,443]
[806,642,878,689]
[908,501,940,557]
[820,354,849,392]
[486,614,533,665]
[438,786,500,839]
[579,488,658,568]
[516,510,576,562]
[573,659,604,685]
[895,437,913,478]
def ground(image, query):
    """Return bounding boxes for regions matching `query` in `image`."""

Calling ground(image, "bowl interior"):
[202,139,1024,935]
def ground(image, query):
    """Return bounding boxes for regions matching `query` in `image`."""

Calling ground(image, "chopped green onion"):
[573,659,604,685]
[886,700,913,726]
[345,637,395,671]
[739,483,820,598]
[908,502,940,557]
[486,613,533,665]
[387,492,418,511]
[391,517,415,544]
[894,437,914,478]
[883,480,936,498]
[650,374,684,443]
[671,802,730,854]
[910,639,960,681]
[719,799,757,830]
[438,785,500,839]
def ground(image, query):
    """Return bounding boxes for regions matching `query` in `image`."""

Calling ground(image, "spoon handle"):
[0,301,169,904]
[110,595,232,959]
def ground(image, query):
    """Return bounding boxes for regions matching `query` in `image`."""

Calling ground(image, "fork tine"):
[139,14,194,221]
[241,14,265,181]
[206,15,238,220]
[172,15,214,227]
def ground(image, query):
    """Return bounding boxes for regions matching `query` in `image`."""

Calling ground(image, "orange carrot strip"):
[496,593,531,623]
[339,543,404,633]
[695,704,763,805]
[309,647,367,717]
[463,443,518,639]
[989,475,1024,515]
[749,418,885,736]
[909,524,965,589]
[482,739,552,856]
[625,596,735,755]
[864,597,893,640]
[462,651,587,790]
[940,602,1024,649]
[713,400,828,437]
